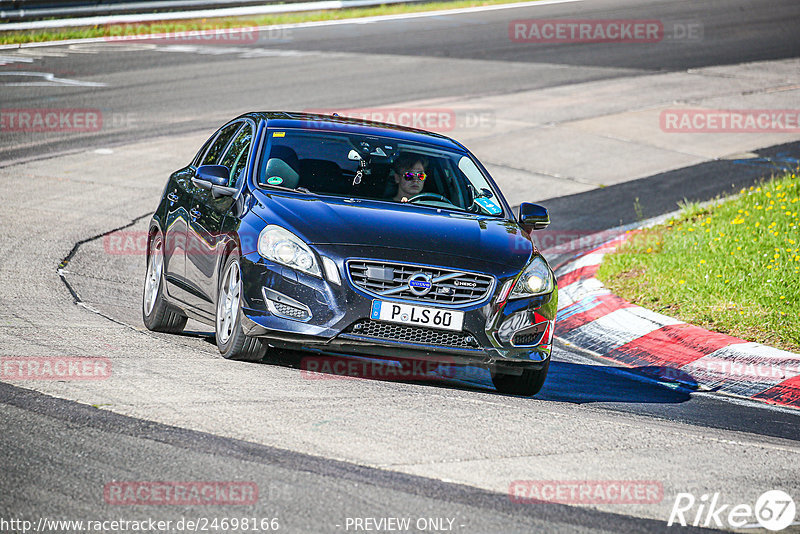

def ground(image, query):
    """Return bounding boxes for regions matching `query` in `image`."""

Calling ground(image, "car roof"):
[242,111,468,152]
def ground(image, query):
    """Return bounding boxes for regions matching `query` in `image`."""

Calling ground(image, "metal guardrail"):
[0,0,311,21]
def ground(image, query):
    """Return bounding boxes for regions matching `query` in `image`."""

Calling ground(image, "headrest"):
[263,158,300,189]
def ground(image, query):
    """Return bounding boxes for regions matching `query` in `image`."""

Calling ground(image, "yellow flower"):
[678,280,686,284]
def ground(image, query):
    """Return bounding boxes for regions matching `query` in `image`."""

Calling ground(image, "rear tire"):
[216,250,266,362]
[491,359,549,396]
[143,232,187,333]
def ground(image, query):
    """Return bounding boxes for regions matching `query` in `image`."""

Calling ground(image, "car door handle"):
[167,192,179,203]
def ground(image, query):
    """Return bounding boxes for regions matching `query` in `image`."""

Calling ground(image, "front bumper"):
[238,245,557,368]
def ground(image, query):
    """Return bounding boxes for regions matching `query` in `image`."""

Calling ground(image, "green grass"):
[0,0,531,45]
[596,170,800,352]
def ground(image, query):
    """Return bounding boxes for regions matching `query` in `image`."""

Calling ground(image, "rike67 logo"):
[668,490,796,531]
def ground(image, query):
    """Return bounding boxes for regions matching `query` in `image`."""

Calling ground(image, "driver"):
[391,153,428,202]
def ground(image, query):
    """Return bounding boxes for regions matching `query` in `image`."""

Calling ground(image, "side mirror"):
[194,165,230,188]
[519,203,550,231]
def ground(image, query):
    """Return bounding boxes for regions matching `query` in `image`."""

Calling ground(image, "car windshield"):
[256,129,505,216]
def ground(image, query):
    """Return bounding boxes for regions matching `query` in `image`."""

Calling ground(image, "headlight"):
[257,225,321,277]
[509,256,553,298]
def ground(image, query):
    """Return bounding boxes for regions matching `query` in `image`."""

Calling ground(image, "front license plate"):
[370,300,464,332]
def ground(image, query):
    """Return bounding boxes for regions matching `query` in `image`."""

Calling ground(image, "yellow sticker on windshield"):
[272,131,285,137]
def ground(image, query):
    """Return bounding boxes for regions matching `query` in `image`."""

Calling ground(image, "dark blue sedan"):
[143,112,557,395]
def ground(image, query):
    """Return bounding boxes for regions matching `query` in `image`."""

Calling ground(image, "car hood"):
[251,190,532,268]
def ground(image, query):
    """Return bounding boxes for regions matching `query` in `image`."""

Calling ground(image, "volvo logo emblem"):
[408,272,433,296]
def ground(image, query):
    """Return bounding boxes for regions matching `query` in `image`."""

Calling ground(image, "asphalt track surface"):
[1,0,800,532]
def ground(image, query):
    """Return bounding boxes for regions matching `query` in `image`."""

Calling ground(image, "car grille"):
[271,300,309,320]
[344,320,480,349]
[512,332,544,347]
[347,260,494,305]
[262,287,312,322]
[510,323,548,347]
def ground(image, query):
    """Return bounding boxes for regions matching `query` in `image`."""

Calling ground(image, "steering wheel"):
[407,193,454,205]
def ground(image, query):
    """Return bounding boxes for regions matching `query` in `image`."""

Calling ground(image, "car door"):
[161,133,218,304]
[185,120,254,315]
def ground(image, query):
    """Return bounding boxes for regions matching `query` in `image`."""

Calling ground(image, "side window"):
[219,123,253,187]
[201,122,242,166]
[193,133,216,167]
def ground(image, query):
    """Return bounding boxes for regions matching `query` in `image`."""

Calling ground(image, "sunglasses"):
[402,171,426,181]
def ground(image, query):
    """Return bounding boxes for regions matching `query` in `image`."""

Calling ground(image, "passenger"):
[391,153,428,202]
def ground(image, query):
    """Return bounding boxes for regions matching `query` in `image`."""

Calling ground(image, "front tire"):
[491,359,549,396]
[143,232,187,333]
[216,250,266,362]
